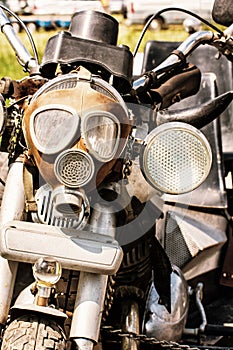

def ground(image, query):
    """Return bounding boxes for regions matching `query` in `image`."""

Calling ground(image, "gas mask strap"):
[23,159,37,212]
[73,66,92,82]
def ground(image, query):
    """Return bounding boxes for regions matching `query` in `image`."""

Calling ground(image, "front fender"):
[10,303,67,325]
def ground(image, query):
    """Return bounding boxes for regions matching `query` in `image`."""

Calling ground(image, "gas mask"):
[23,70,131,215]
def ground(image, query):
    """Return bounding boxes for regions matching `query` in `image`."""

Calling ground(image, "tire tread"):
[2,315,66,350]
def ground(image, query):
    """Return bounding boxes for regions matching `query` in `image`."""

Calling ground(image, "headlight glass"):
[30,104,80,154]
[141,122,212,194]
[81,111,121,162]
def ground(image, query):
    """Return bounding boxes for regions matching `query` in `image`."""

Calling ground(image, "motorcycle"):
[0,0,232,349]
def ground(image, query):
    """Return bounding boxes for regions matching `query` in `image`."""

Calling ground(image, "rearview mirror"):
[212,0,233,26]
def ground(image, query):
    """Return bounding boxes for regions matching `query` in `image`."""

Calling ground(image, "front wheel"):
[1,315,66,349]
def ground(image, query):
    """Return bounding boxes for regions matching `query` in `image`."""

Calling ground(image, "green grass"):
[118,21,188,53]
[0,30,52,80]
[0,20,189,80]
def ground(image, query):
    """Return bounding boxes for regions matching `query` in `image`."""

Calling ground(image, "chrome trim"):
[70,272,108,343]
[143,266,189,342]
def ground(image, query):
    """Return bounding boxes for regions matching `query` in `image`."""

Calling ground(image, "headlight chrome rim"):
[141,122,212,194]
[54,149,95,188]
[30,104,80,155]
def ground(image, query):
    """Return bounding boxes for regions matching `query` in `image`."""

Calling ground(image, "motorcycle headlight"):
[81,110,120,162]
[29,104,80,155]
[141,122,212,194]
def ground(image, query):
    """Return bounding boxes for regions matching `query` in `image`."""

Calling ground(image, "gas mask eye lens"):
[82,111,121,162]
[30,104,80,155]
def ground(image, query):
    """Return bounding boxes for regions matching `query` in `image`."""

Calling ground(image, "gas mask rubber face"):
[23,73,131,193]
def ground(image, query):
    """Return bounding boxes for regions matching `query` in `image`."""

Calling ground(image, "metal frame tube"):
[122,300,140,350]
[70,271,108,347]
[70,202,118,348]
[0,157,25,324]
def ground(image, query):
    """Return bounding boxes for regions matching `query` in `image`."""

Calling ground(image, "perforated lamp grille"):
[54,149,95,188]
[142,122,212,194]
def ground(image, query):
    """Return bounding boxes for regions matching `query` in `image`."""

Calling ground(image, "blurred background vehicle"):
[5,0,33,14]
[5,0,105,32]
[6,0,105,15]
[125,0,215,30]
[109,0,127,18]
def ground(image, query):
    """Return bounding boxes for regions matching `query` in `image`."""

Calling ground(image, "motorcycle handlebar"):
[133,28,233,93]
[0,5,232,84]
[0,7,39,74]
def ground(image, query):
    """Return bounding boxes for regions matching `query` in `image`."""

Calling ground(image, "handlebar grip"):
[133,53,182,93]
[150,63,201,109]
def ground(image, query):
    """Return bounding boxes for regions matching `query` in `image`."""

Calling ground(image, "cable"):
[133,7,224,57]
[0,4,39,64]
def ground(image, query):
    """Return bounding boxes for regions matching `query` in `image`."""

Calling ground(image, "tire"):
[1,314,66,349]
